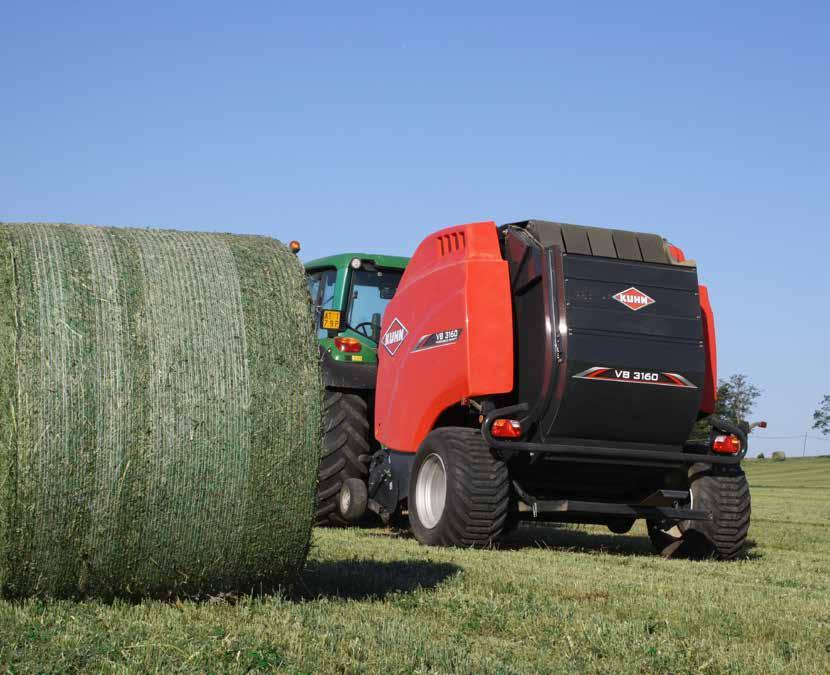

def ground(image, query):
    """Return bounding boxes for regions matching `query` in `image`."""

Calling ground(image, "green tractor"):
[304,251,409,525]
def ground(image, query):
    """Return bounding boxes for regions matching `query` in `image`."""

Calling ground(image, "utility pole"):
[803,433,808,457]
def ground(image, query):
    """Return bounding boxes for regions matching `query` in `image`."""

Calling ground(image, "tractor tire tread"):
[315,390,372,526]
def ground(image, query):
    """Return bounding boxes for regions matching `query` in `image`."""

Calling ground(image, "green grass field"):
[2,457,828,673]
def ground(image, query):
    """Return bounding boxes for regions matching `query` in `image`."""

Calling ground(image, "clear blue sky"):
[2,1,828,455]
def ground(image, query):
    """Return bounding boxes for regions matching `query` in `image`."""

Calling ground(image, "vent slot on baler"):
[437,231,467,257]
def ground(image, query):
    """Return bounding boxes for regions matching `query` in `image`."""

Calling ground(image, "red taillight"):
[334,337,362,353]
[491,419,522,439]
[712,434,741,455]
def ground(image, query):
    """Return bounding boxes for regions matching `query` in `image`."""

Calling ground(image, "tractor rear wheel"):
[315,390,371,526]
[409,427,509,547]
[647,463,751,560]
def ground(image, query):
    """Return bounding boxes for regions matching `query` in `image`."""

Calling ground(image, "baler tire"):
[315,390,371,527]
[647,463,751,561]
[409,427,509,548]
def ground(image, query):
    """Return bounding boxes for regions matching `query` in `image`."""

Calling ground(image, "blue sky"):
[2,1,828,455]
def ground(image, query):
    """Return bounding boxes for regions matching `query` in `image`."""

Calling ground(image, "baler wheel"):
[647,464,751,560]
[409,427,509,548]
[315,390,371,526]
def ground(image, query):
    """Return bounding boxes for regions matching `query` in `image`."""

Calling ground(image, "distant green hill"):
[745,455,830,489]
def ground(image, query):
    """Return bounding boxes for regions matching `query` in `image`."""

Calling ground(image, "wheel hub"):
[416,453,447,529]
[339,487,351,515]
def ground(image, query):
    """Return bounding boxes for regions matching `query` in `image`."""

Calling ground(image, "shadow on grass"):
[501,525,763,561]
[501,524,655,556]
[362,523,655,557]
[361,523,763,561]
[293,559,461,601]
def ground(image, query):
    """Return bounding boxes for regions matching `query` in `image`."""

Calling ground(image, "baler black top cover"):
[501,220,705,450]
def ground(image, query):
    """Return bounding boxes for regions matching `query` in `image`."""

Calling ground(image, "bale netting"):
[0,222,321,598]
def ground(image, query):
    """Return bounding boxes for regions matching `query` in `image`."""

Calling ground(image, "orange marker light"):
[289,240,301,254]
[712,434,741,454]
[334,336,361,353]
[491,419,522,439]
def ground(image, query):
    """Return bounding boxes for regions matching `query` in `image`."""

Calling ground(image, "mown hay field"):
[1,457,828,673]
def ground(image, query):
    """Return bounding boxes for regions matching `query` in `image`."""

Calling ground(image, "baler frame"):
[510,481,713,523]
[483,403,747,468]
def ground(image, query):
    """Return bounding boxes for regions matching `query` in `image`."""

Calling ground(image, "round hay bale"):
[0,223,321,598]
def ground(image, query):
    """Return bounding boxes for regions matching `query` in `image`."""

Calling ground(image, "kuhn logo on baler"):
[612,287,655,311]
[381,318,409,356]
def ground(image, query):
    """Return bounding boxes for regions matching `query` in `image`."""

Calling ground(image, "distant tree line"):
[693,376,830,448]
[691,373,760,441]
[713,374,761,427]
[814,395,830,436]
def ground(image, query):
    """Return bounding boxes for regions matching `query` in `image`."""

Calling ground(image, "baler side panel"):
[375,222,513,453]
[699,285,717,415]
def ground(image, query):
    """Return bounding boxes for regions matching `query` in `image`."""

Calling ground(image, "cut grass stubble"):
[2,457,829,672]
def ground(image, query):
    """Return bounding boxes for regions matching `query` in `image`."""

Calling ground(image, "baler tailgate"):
[549,251,705,446]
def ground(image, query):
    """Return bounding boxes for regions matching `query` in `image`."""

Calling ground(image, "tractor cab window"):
[307,268,337,339]
[347,268,402,343]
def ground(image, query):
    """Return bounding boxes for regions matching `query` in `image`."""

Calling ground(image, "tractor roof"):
[305,252,409,271]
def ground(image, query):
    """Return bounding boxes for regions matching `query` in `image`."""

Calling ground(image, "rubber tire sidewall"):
[409,440,451,547]
[408,427,509,548]
[648,463,750,560]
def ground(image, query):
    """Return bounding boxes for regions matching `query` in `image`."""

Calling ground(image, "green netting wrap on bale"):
[0,223,321,598]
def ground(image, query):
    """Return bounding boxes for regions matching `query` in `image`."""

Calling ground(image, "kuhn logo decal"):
[573,367,697,388]
[381,318,409,357]
[612,287,655,311]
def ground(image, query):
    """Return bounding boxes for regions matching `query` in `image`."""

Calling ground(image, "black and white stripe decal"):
[412,328,463,353]
[573,367,697,388]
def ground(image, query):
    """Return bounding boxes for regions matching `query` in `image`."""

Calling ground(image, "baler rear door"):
[506,221,706,448]
[546,252,704,446]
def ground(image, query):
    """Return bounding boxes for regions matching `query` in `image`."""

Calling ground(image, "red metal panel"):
[699,285,718,414]
[375,221,514,452]
[667,243,686,263]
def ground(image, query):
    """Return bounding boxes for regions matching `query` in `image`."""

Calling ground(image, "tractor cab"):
[305,253,409,377]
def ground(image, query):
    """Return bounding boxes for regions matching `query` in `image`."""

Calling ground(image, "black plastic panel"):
[585,227,617,257]
[502,223,704,451]
[525,220,564,248]
[637,232,670,264]
[562,225,591,255]
[542,252,704,445]
[610,229,643,261]
[520,220,673,264]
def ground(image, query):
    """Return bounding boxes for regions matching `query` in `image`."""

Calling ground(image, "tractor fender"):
[321,348,377,391]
